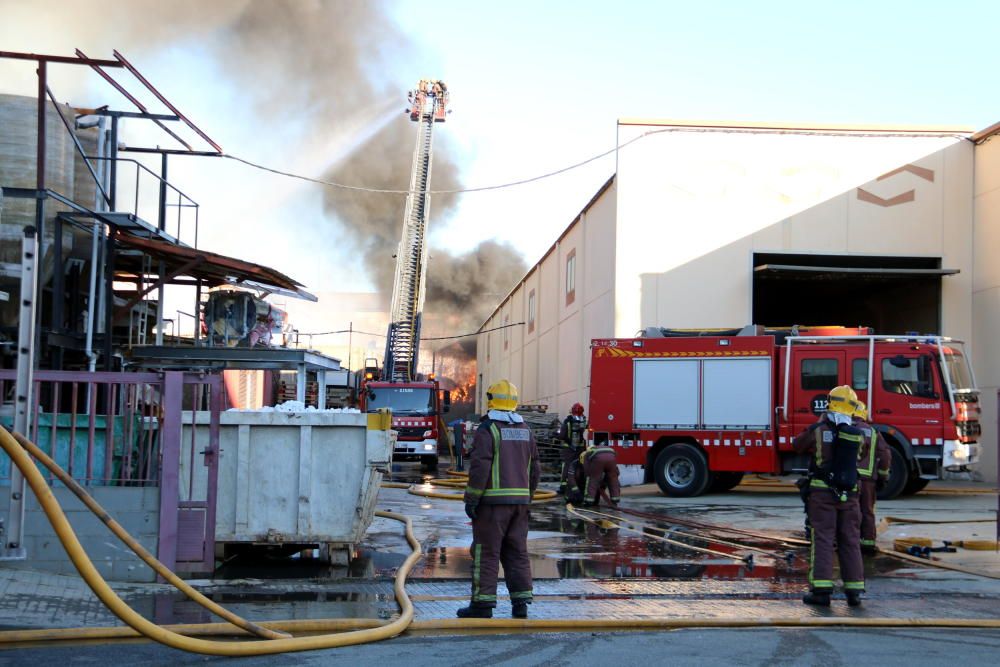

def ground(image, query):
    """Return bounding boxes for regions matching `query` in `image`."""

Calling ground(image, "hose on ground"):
[9,431,288,641]
[0,426,422,656]
[7,610,1000,646]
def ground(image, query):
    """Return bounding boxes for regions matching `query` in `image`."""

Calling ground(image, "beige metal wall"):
[477,181,617,415]
[633,139,975,343]
[973,135,1000,483]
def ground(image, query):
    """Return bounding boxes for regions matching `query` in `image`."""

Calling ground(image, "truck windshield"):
[367,387,435,416]
[943,352,975,394]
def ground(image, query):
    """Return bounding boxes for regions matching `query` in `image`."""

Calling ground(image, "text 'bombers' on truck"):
[587,325,982,499]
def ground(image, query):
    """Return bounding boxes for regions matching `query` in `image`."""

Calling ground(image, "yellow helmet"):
[828,385,858,416]
[486,379,519,412]
[854,400,868,420]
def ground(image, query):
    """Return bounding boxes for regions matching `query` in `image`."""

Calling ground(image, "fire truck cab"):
[361,377,450,469]
[587,326,981,499]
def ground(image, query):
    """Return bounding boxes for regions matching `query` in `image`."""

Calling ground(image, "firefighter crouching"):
[459,380,541,619]
[792,385,866,607]
[853,401,891,555]
[558,403,588,495]
[574,445,621,506]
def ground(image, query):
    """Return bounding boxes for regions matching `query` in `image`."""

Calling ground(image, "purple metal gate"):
[157,372,221,575]
[1,369,221,575]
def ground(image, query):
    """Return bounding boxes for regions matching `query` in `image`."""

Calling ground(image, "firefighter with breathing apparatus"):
[792,385,866,607]
[557,403,588,497]
[853,400,892,555]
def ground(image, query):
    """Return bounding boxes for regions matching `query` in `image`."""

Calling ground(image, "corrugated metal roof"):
[113,232,316,301]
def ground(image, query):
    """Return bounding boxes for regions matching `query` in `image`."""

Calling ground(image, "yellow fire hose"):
[9,432,288,641]
[0,426,423,656]
[5,425,1000,653]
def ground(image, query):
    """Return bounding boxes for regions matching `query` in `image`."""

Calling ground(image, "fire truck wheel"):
[901,474,930,495]
[708,471,744,493]
[422,456,439,471]
[876,445,909,500]
[653,443,710,497]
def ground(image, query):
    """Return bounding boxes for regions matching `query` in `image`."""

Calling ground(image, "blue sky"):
[3,0,999,304]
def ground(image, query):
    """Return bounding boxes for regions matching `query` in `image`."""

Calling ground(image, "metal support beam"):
[296,363,307,404]
[317,370,327,410]
[2,228,39,560]
[75,49,193,151]
[113,256,201,324]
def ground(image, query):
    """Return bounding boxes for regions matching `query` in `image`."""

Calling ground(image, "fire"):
[429,342,477,410]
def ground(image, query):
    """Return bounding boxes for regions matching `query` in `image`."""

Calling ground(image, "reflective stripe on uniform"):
[472,543,482,600]
[844,581,865,590]
[489,423,502,490]
[857,431,878,478]
[509,590,533,600]
[482,488,531,497]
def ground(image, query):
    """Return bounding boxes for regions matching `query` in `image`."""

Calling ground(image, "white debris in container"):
[227,401,361,414]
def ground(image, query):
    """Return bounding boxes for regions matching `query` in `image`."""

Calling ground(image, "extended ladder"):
[384,81,448,382]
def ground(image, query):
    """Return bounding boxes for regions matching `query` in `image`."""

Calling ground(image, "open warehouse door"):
[752,253,958,334]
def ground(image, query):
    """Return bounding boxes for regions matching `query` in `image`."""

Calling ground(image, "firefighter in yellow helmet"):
[459,380,540,619]
[792,384,865,607]
[852,400,892,554]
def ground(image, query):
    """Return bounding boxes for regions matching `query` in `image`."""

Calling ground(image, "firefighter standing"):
[459,380,541,619]
[853,401,892,555]
[792,385,866,607]
[576,445,621,506]
[558,403,588,495]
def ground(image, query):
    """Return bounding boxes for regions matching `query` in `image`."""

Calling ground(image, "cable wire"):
[221,127,968,196]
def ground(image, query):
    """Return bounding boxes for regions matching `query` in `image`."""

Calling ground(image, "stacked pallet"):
[517,408,563,481]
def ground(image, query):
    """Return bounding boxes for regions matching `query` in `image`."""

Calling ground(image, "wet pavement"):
[1,460,998,634]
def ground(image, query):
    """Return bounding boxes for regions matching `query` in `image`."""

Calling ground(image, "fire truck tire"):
[901,475,930,495]
[422,456,439,471]
[708,471,744,493]
[653,443,711,497]
[877,445,909,500]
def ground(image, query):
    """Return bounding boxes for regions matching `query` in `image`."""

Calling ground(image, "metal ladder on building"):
[384,83,445,382]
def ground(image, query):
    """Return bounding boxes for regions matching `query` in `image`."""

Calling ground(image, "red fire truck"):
[361,373,450,469]
[587,326,981,499]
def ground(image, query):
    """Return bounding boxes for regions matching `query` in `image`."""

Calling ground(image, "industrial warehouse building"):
[476,119,1000,482]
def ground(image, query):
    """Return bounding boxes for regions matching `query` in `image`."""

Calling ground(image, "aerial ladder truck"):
[361,80,451,468]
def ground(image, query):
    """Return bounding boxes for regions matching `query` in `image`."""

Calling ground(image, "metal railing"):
[84,155,201,248]
[0,370,164,486]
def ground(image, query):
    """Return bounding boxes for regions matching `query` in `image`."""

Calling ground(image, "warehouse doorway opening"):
[752,253,958,335]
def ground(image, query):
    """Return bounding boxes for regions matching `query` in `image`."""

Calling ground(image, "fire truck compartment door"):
[634,359,699,428]
[702,359,772,430]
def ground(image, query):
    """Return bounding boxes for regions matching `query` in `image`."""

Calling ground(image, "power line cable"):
[296,321,523,341]
[221,126,968,196]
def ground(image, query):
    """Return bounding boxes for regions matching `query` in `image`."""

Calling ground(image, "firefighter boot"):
[456,602,493,619]
[512,601,529,619]
[802,590,831,606]
[846,590,863,607]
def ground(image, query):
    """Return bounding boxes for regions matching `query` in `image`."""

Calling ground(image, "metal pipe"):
[867,337,875,416]
[85,220,100,372]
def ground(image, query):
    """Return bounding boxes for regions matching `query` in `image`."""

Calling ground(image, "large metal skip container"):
[180,410,394,560]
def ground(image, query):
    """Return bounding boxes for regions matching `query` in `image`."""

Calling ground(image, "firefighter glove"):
[876,477,887,492]
[464,502,478,520]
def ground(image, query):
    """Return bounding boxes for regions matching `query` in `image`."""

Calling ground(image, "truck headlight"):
[424,443,436,451]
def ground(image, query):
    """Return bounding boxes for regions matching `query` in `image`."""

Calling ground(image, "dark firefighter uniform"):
[461,409,541,618]
[574,446,621,505]
[793,414,865,606]
[854,417,891,554]
[558,412,587,493]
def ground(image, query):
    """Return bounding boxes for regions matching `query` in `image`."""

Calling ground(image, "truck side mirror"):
[442,390,451,413]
